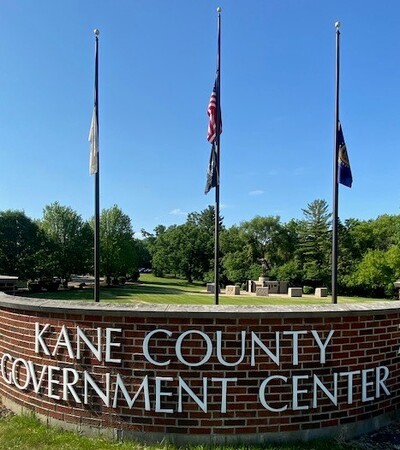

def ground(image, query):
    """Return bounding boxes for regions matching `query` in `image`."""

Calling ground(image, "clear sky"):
[0,0,399,236]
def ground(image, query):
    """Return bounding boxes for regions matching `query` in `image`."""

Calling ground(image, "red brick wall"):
[0,296,399,443]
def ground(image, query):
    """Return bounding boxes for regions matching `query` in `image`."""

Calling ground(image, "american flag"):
[207,78,221,143]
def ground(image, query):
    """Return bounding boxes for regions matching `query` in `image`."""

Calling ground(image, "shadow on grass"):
[19,283,195,301]
[140,279,204,290]
[116,285,185,295]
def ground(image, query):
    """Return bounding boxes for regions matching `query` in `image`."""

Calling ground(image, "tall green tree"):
[269,219,303,284]
[221,225,251,284]
[40,202,92,285]
[97,205,137,284]
[221,216,285,284]
[0,210,45,279]
[346,246,400,297]
[149,206,221,283]
[297,199,331,287]
[240,216,283,277]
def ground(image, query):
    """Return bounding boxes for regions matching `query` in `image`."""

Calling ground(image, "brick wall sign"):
[0,292,400,444]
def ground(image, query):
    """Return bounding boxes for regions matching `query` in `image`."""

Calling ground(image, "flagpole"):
[331,22,340,305]
[214,8,221,306]
[93,29,100,303]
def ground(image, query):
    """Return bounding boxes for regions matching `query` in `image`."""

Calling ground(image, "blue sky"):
[0,0,399,236]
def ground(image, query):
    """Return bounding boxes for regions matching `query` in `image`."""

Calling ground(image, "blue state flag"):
[338,122,352,188]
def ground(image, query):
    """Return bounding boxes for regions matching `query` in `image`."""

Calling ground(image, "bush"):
[27,278,60,292]
[40,278,60,292]
[303,285,314,294]
[27,280,41,293]
[129,271,140,282]
[118,276,126,285]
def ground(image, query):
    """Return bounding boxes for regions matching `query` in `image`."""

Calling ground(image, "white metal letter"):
[84,371,110,407]
[259,376,288,412]
[251,332,280,366]
[212,377,237,413]
[28,361,47,393]
[0,354,13,385]
[339,370,360,404]
[311,330,335,363]
[47,365,61,400]
[217,331,246,367]
[155,377,173,413]
[52,325,75,359]
[292,374,309,410]
[34,323,51,355]
[143,329,172,366]
[11,358,31,390]
[283,330,307,365]
[105,328,122,363]
[62,367,81,403]
[361,368,374,402]
[178,377,208,413]
[76,326,102,362]
[176,330,212,367]
[375,366,390,398]
[112,374,150,410]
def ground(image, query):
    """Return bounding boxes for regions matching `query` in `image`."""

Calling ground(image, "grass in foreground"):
[20,273,393,306]
[0,413,354,450]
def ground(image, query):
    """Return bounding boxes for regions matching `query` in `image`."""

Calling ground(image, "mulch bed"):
[348,422,400,449]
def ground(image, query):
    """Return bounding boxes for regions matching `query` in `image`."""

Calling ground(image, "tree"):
[0,210,45,279]
[40,202,92,286]
[97,205,137,284]
[135,239,152,270]
[240,216,283,277]
[297,199,331,287]
[150,225,177,277]
[220,225,252,284]
[149,206,221,283]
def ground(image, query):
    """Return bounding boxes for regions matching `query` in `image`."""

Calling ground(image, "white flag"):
[88,106,98,175]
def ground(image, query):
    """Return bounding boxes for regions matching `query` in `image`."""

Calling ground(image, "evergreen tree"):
[297,199,331,287]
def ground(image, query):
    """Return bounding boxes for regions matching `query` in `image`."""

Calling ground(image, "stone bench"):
[315,287,328,298]
[288,287,302,297]
[206,283,220,294]
[225,285,240,295]
[256,287,269,296]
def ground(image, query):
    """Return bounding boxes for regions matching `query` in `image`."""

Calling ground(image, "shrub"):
[303,285,314,294]
[129,271,140,282]
[27,280,41,293]
[118,276,126,285]
[40,278,60,292]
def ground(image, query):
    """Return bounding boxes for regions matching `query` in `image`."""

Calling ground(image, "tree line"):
[0,199,399,297]
[0,202,150,287]
[142,200,400,298]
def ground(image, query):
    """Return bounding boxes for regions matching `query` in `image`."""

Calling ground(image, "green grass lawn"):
[19,273,393,306]
[0,413,354,450]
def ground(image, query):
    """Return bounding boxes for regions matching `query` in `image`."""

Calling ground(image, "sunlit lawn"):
[0,413,354,450]
[20,274,395,306]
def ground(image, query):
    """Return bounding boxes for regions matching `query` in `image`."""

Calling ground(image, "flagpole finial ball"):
[217,7,222,13]
[94,29,100,36]
[335,21,341,28]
